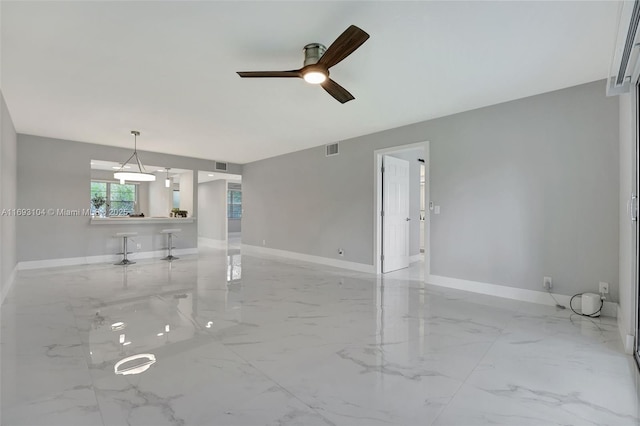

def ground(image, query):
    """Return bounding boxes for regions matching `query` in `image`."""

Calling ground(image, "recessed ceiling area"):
[197,171,242,184]
[1,1,619,164]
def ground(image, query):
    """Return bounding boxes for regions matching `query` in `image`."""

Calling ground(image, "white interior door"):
[382,155,410,273]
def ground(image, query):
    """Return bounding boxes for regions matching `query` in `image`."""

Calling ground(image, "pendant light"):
[165,168,171,188]
[114,131,156,183]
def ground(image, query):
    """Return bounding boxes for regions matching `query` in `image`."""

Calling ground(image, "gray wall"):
[1,91,17,301]
[243,143,373,263]
[197,180,227,240]
[389,149,423,257]
[17,134,241,262]
[243,80,620,300]
[179,171,194,216]
[148,175,173,217]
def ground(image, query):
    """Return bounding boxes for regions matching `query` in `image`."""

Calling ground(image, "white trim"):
[617,296,632,352]
[242,244,375,273]
[607,1,640,96]
[374,141,430,275]
[224,180,230,237]
[17,248,199,270]
[90,217,195,225]
[1,265,18,304]
[618,309,635,354]
[427,274,618,318]
[198,237,228,249]
[618,302,630,340]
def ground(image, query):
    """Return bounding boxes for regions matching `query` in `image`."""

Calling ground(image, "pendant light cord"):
[116,131,147,173]
[133,132,145,172]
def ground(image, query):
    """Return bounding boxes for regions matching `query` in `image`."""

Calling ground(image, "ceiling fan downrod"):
[303,43,327,66]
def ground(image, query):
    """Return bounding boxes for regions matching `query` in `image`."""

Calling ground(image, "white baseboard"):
[198,237,227,249]
[617,308,635,354]
[427,274,618,318]
[1,265,18,305]
[242,244,375,273]
[17,248,199,270]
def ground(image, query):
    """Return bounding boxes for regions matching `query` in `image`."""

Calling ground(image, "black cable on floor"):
[546,288,566,309]
[569,293,603,318]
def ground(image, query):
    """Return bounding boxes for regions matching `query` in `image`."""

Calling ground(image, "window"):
[110,183,136,215]
[228,190,242,219]
[90,182,107,216]
[90,181,137,216]
[173,190,180,209]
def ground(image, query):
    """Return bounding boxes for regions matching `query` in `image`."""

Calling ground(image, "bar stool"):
[161,229,181,261]
[114,232,137,265]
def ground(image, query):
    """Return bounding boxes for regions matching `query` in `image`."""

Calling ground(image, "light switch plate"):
[434,206,440,214]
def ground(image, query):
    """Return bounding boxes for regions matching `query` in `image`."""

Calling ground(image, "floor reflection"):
[226,252,242,282]
[87,290,199,367]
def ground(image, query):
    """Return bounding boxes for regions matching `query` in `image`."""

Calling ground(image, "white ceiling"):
[1,1,620,165]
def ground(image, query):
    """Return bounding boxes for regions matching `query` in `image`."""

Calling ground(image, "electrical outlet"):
[136,243,142,250]
[262,239,266,246]
[543,276,552,290]
[338,248,344,256]
[599,281,609,294]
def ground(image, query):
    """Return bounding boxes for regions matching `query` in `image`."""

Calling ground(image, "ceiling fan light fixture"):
[237,25,369,103]
[303,70,327,84]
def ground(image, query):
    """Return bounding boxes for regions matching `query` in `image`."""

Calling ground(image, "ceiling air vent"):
[325,142,339,157]
[215,161,228,171]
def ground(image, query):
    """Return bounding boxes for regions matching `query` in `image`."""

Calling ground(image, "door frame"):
[374,141,430,275]
[633,82,640,367]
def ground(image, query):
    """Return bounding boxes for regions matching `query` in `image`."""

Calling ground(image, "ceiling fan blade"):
[237,70,301,78]
[317,25,369,69]
[321,78,355,104]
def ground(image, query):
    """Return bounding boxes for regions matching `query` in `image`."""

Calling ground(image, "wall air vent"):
[215,161,228,171]
[325,142,339,157]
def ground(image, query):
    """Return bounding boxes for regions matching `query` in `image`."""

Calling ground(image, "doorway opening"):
[197,171,242,250]
[374,142,429,274]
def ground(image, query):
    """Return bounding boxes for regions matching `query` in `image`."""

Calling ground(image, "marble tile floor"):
[1,243,640,426]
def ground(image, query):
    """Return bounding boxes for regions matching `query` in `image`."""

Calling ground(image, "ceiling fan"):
[237,25,370,104]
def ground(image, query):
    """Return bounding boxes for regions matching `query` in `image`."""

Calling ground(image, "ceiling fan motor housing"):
[303,43,327,66]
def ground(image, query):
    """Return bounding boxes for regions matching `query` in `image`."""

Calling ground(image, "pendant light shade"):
[114,131,156,183]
